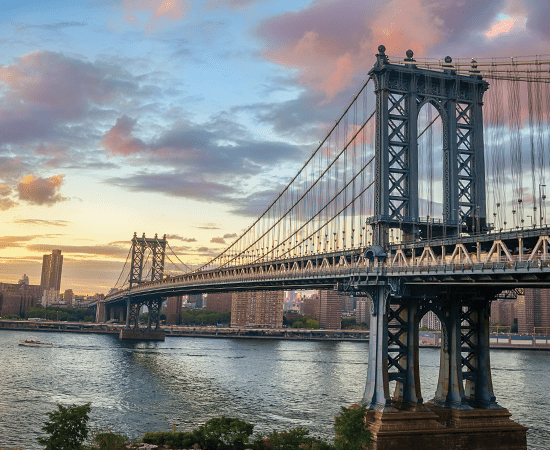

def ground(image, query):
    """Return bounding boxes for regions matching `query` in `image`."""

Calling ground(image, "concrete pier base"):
[119,328,165,341]
[366,407,527,450]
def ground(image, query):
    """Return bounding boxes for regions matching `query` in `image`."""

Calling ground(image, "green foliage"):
[333,404,372,450]
[38,403,91,450]
[305,319,320,329]
[180,310,231,326]
[142,430,202,448]
[84,428,129,450]
[25,306,94,323]
[199,417,254,450]
[253,428,335,450]
[341,318,359,329]
[1,314,21,319]
[291,321,305,328]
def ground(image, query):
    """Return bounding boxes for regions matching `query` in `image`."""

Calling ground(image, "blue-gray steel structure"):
[100,47,550,421]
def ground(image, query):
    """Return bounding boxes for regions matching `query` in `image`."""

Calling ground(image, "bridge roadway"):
[104,226,550,305]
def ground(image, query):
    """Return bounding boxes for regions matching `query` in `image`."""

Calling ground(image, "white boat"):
[18,339,53,348]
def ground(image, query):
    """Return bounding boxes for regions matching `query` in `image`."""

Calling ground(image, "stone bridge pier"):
[362,284,527,450]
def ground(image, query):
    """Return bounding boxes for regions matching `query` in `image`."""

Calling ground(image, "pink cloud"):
[485,17,518,38]
[101,115,147,156]
[121,0,190,32]
[17,174,67,206]
[254,0,550,100]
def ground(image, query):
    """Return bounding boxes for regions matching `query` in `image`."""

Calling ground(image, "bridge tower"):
[121,233,167,340]
[361,47,527,450]
[369,45,488,246]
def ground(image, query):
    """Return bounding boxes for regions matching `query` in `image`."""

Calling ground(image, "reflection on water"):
[0,331,547,450]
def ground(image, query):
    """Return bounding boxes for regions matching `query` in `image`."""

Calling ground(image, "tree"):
[38,403,91,450]
[333,404,372,450]
[305,319,320,329]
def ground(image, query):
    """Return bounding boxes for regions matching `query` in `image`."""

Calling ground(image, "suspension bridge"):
[97,45,550,449]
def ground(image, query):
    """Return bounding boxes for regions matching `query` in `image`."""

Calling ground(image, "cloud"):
[485,17,518,38]
[25,243,130,258]
[0,197,18,211]
[16,22,87,32]
[101,115,147,156]
[210,237,226,244]
[17,174,68,206]
[121,0,190,32]
[166,234,197,242]
[0,235,39,249]
[203,0,267,10]
[13,219,70,227]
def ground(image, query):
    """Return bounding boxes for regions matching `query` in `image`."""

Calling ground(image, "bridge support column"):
[462,301,499,409]
[431,299,472,410]
[363,286,395,412]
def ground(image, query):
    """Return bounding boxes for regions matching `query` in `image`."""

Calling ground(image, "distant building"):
[188,293,203,309]
[420,311,441,330]
[42,288,60,307]
[517,289,550,334]
[63,289,74,307]
[0,282,40,317]
[19,274,29,285]
[490,299,516,327]
[356,299,369,325]
[342,295,355,313]
[319,290,342,330]
[166,296,183,325]
[303,293,320,320]
[205,293,232,313]
[231,290,284,328]
[40,250,63,300]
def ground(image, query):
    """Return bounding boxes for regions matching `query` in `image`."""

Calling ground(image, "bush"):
[38,403,91,450]
[253,428,335,450]
[198,417,254,450]
[85,429,128,450]
[142,430,202,448]
[333,404,372,450]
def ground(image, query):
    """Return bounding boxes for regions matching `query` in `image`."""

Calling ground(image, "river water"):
[0,330,548,450]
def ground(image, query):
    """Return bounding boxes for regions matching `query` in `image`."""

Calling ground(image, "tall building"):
[205,293,232,313]
[420,311,441,330]
[356,299,369,325]
[166,296,183,325]
[517,289,550,334]
[303,293,320,320]
[188,293,203,309]
[63,289,74,307]
[342,295,355,313]
[231,290,284,328]
[40,250,63,295]
[319,290,342,329]
[490,299,516,327]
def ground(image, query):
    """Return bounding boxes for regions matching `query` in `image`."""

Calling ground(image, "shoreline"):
[1,320,550,349]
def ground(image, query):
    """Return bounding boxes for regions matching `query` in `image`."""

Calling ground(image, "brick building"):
[166,296,183,325]
[231,290,284,328]
[0,282,40,317]
[490,299,516,327]
[517,289,550,334]
[205,293,232,313]
[303,293,320,320]
[319,290,342,329]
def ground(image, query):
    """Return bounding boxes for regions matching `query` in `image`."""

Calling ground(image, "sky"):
[0,0,549,294]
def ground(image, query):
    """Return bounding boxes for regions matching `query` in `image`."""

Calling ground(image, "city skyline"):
[1,0,549,294]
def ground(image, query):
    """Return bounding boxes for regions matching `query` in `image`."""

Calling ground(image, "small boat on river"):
[18,339,53,348]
